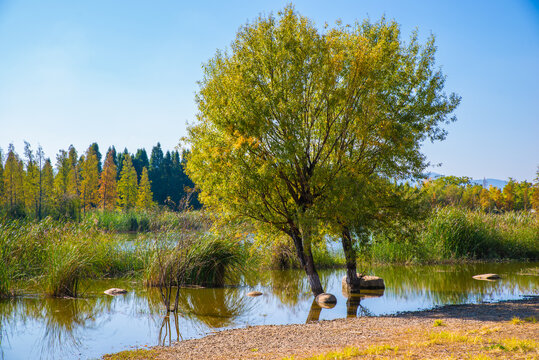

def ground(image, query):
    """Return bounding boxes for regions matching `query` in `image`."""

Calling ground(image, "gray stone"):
[472,273,501,281]
[104,288,127,296]
[342,274,385,292]
[247,291,263,297]
[315,293,337,309]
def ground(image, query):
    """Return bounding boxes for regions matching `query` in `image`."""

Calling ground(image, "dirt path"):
[105,297,538,360]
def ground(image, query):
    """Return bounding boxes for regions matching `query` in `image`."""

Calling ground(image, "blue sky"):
[0,0,538,181]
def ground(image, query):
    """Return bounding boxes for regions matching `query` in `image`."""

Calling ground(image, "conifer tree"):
[149,143,165,204]
[3,144,25,216]
[80,146,100,212]
[99,150,118,210]
[136,167,154,209]
[90,142,103,173]
[0,148,4,210]
[66,146,81,219]
[117,154,138,210]
[42,158,54,217]
[23,142,40,217]
[133,148,149,181]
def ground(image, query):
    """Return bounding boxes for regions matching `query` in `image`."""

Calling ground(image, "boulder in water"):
[315,293,337,308]
[472,274,501,281]
[104,288,127,296]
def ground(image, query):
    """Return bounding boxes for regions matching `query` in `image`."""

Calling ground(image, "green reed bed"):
[0,218,151,298]
[84,209,212,233]
[368,208,539,263]
[1,214,243,299]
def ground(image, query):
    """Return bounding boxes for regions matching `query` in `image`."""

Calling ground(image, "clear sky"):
[0,0,538,181]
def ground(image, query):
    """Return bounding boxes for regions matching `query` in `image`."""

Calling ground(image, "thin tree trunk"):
[342,226,361,293]
[288,226,324,296]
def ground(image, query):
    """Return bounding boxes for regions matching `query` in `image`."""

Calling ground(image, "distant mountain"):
[470,178,508,189]
[424,172,508,189]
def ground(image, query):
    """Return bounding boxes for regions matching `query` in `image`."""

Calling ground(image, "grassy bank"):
[366,208,538,264]
[83,209,212,233]
[2,207,537,298]
[0,212,244,298]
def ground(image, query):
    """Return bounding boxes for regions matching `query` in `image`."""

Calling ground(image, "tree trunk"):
[342,227,361,293]
[288,226,324,296]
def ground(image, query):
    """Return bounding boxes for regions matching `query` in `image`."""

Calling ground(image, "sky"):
[0,0,538,181]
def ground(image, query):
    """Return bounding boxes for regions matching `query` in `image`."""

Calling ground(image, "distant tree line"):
[421,174,539,213]
[0,142,199,220]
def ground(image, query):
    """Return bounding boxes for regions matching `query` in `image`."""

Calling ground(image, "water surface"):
[0,262,537,359]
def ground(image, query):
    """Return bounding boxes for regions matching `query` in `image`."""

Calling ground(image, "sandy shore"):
[105,296,538,360]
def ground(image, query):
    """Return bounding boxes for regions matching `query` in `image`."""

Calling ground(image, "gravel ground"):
[105,297,539,360]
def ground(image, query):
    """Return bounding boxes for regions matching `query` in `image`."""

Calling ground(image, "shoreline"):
[104,296,538,359]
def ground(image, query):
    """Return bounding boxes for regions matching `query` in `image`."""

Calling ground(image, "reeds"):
[145,233,247,311]
[369,207,539,263]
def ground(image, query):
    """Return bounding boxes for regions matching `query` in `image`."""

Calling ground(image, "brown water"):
[0,262,537,360]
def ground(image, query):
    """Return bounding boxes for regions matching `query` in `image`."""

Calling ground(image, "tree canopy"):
[187,6,460,295]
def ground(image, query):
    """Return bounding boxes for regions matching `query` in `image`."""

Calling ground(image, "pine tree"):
[133,148,149,181]
[149,143,164,204]
[0,148,4,211]
[99,150,117,210]
[117,154,138,210]
[90,142,103,173]
[41,158,54,217]
[136,167,154,209]
[23,142,40,218]
[3,144,25,217]
[80,146,100,212]
[66,146,81,219]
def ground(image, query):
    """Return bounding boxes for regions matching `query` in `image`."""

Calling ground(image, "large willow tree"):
[187,6,460,296]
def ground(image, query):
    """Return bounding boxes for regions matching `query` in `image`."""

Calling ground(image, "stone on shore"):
[247,291,263,297]
[472,274,501,281]
[104,288,127,296]
[315,293,337,309]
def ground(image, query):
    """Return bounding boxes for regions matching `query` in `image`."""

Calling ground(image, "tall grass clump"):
[43,242,93,297]
[146,234,246,288]
[146,232,246,311]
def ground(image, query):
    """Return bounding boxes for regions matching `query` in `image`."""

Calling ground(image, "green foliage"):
[187,5,460,294]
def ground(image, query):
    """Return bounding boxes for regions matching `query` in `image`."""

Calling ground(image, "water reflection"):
[0,262,537,360]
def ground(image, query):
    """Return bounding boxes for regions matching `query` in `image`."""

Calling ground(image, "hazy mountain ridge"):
[426,172,508,189]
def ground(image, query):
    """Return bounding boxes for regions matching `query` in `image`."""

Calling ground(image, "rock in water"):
[315,293,337,308]
[472,274,501,281]
[342,274,385,293]
[360,275,385,289]
[104,288,127,296]
[247,291,263,297]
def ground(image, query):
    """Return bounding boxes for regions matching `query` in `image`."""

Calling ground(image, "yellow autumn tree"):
[3,144,25,216]
[136,167,154,209]
[80,146,100,213]
[99,150,117,210]
[117,154,138,210]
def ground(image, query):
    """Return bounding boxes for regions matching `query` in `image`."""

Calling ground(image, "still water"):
[1,262,537,360]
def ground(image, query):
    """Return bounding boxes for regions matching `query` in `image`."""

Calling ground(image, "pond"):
[0,262,537,359]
